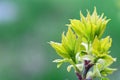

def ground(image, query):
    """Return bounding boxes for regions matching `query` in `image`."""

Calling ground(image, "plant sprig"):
[49,7,116,80]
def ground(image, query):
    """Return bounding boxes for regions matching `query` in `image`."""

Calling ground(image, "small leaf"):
[66,27,76,50]
[91,7,98,23]
[62,32,71,53]
[53,59,68,63]
[53,59,62,63]
[76,64,84,71]
[81,42,88,51]
[53,59,70,68]
[86,71,93,80]
[49,41,69,58]
[101,68,117,76]
[93,64,101,77]
[67,65,73,72]
[57,63,63,68]
[70,19,82,36]
[92,36,101,56]
[80,11,87,26]
[100,54,116,67]
[74,37,82,55]
[92,36,113,57]
[101,36,112,52]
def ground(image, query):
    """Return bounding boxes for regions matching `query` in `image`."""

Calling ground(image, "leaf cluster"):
[49,7,116,80]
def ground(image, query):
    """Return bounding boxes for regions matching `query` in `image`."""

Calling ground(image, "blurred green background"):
[0,0,120,80]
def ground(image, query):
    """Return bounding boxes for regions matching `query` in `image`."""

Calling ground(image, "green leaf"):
[86,71,93,79]
[93,64,101,77]
[62,27,80,55]
[101,68,117,76]
[62,32,72,54]
[53,59,70,68]
[53,59,69,63]
[70,19,82,36]
[57,63,63,68]
[101,77,109,80]
[92,36,112,57]
[100,36,112,52]
[99,19,110,38]
[91,23,97,41]
[76,64,84,72]
[91,7,98,24]
[66,27,76,50]
[74,37,82,55]
[99,54,116,67]
[93,55,116,77]
[67,65,73,72]
[92,36,101,56]
[49,41,70,58]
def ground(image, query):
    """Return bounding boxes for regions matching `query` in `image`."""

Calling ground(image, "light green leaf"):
[92,36,112,57]
[80,11,87,27]
[66,27,76,50]
[67,65,73,72]
[93,64,101,77]
[49,41,69,58]
[101,77,109,80]
[53,59,70,68]
[91,7,98,24]
[100,68,117,76]
[86,71,93,79]
[62,32,72,53]
[101,36,112,52]
[53,59,69,63]
[99,54,116,67]
[70,19,82,36]
[76,64,84,72]
[57,62,63,68]
[92,36,101,56]
[74,37,83,55]
[91,23,97,41]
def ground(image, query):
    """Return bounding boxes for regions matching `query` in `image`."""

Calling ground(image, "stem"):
[76,41,94,80]
[83,67,89,78]
[75,60,94,80]
[86,78,92,80]
[76,72,83,80]
[76,72,93,80]
[83,60,94,79]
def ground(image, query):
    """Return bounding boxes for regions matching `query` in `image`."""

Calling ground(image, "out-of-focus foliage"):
[0,0,120,80]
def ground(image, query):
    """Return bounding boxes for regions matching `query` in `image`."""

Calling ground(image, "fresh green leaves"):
[92,36,112,56]
[69,8,110,42]
[49,7,116,80]
[50,27,83,63]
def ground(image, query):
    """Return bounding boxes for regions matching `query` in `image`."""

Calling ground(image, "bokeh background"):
[0,0,120,80]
